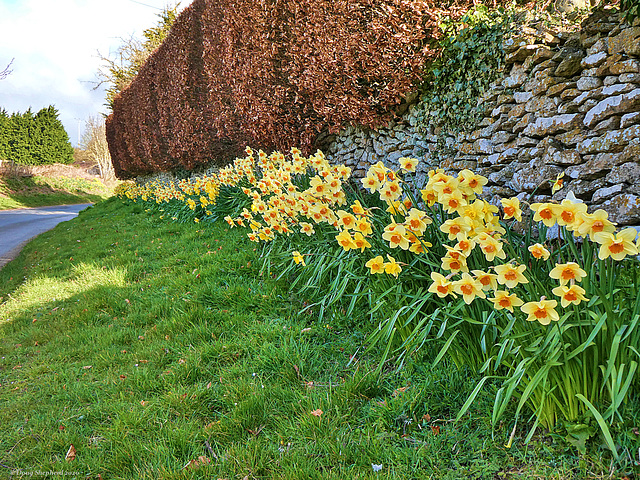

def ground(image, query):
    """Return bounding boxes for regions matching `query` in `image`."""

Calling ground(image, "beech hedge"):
[107,0,494,179]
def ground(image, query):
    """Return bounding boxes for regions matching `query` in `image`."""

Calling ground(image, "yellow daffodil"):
[455,235,476,256]
[429,272,454,298]
[521,298,560,325]
[460,200,487,226]
[432,177,459,197]
[353,232,372,252]
[552,284,588,308]
[440,190,467,214]
[365,256,385,274]
[576,209,615,239]
[336,230,357,251]
[292,251,306,266]
[453,273,486,304]
[494,263,529,289]
[440,217,471,241]
[399,157,419,173]
[531,202,557,228]
[441,251,468,274]
[528,243,551,260]
[300,222,315,236]
[420,185,438,206]
[384,255,402,277]
[458,169,488,196]
[386,199,407,215]
[382,223,411,250]
[354,218,373,236]
[379,181,402,202]
[501,197,522,222]
[409,236,431,254]
[489,290,524,313]
[309,176,328,196]
[593,228,639,261]
[554,199,588,230]
[476,232,506,262]
[337,210,357,230]
[472,270,498,291]
[551,172,564,194]
[351,200,368,217]
[404,208,431,235]
[549,262,587,285]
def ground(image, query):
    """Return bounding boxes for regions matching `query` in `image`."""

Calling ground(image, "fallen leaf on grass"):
[183,455,211,470]
[65,444,76,462]
[431,425,440,435]
[310,409,323,417]
[140,401,147,406]
[392,386,409,397]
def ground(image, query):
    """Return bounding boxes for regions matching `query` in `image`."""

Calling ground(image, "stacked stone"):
[325,107,441,188]
[455,10,640,225]
[325,9,640,225]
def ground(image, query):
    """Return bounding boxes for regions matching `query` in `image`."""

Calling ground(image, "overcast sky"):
[0,0,184,146]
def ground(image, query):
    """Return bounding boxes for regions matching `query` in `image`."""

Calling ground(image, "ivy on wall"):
[414,6,514,137]
[620,0,640,24]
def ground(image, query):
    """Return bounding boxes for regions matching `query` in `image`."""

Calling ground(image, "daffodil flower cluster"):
[115,174,221,220]
[421,174,639,325]
[119,145,640,330]
[220,147,377,249]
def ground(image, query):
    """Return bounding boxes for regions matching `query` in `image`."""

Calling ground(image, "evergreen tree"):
[0,109,9,161]
[35,106,74,165]
[0,106,74,165]
[8,109,33,165]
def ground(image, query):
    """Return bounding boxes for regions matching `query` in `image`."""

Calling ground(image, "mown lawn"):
[0,174,112,210]
[0,198,630,479]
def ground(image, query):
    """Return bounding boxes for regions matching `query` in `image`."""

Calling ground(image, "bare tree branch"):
[79,116,115,181]
[0,58,14,80]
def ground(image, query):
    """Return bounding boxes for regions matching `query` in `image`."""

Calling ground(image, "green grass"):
[0,174,112,210]
[0,198,634,479]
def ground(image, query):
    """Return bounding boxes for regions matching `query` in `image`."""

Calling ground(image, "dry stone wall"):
[325,9,640,226]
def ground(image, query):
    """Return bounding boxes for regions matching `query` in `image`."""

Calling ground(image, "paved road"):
[0,204,92,268]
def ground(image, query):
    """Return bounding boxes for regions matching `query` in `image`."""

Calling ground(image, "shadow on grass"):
[0,174,110,209]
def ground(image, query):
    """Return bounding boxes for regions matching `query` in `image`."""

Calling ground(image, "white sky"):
[0,0,184,146]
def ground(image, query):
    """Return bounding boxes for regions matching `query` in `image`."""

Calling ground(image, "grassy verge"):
[0,174,112,210]
[0,198,629,479]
